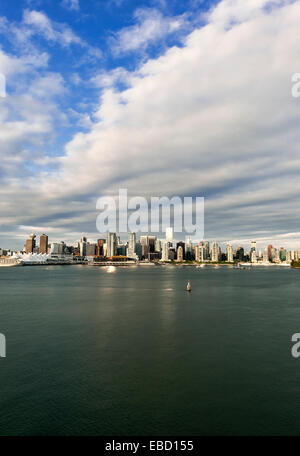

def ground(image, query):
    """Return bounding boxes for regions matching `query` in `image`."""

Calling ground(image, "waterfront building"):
[166,227,173,243]
[194,245,200,262]
[251,250,257,263]
[279,248,286,261]
[236,246,244,261]
[39,234,48,254]
[185,238,193,261]
[58,242,66,255]
[140,236,149,258]
[25,234,36,254]
[226,244,233,262]
[155,239,161,254]
[177,245,184,262]
[263,250,269,262]
[195,244,205,262]
[135,241,142,259]
[107,232,117,257]
[96,239,105,256]
[127,233,137,259]
[148,236,156,253]
[117,244,127,256]
[271,247,277,262]
[211,242,219,262]
[161,242,169,261]
[268,244,273,261]
[86,243,96,256]
[199,244,205,261]
[176,241,185,259]
[50,243,60,254]
[204,241,210,260]
[80,239,87,257]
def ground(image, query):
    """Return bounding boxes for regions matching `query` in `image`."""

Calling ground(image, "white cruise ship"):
[0,257,21,267]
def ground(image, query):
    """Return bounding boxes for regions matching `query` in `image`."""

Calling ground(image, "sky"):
[0,0,300,250]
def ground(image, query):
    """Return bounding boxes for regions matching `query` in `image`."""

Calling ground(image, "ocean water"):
[0,264,300,435]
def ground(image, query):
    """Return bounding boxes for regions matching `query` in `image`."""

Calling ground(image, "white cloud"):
[61,0,80,11]
[2,0,300,249]
[23,9,83,46]
[110,8,188,55]
[0,9,101,62]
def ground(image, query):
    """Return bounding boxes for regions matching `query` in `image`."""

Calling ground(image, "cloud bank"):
[1,0,300,250]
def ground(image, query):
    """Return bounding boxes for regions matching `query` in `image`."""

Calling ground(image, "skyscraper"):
[166,227,173,243]
[140,236,149,258]
[211,242,219,262]
[80,238,87,256]
[39,234,48,254]
[161,242,169,261]
[107,232,117,257]
[25,234,36,254]
[226,243,233,262]
[177,245,184,262]
[96,239,105,256]
[148,236,156,254]
[127,233,137,259]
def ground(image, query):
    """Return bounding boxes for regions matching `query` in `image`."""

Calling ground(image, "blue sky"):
[0,0,213,165]
[0,0,300,250]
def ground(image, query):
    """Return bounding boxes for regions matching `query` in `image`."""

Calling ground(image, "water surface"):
[0,265,299,435]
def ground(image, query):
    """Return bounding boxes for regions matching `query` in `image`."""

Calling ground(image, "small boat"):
[186,280,191,292]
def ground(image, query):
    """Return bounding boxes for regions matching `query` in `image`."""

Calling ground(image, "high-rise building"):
[86,243,96,256]
[204,241,210,260]
[50,243,59,254]
[148,236,156,253]
[166,227,173,243]
[274,248,280,263]
[155,239,161,254]
[176,242,185,259]
[263,249,269,262]
[226,244,233,262]
[140,236,149,258]
[58,241,66,255]
[25,234,36,254]
[135,241,142,259]
[268,244,273,261]
[127,233,138,259]
[236,246,244,261]
[185,237,193,260]
[161,242,169,261]
[251,250,257,263]
[39,234,48,254]
[211,242,219,262]
[177,245,184,262]
[107,232,117,257]
[279,247,286,261]
[96,239,105,256]
[80,238,87,256]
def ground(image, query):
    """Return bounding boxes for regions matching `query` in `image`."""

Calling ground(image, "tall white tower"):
[226,244,233,262]
[165,227,173,243]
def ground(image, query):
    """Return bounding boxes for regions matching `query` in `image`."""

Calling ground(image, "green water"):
[0,264,300,435]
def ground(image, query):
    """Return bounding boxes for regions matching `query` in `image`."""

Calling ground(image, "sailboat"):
[186,280,191,292]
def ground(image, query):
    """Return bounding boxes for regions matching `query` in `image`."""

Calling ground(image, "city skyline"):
[0,1,300,248]
[1,229,298,265]
[3,228,300,253]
